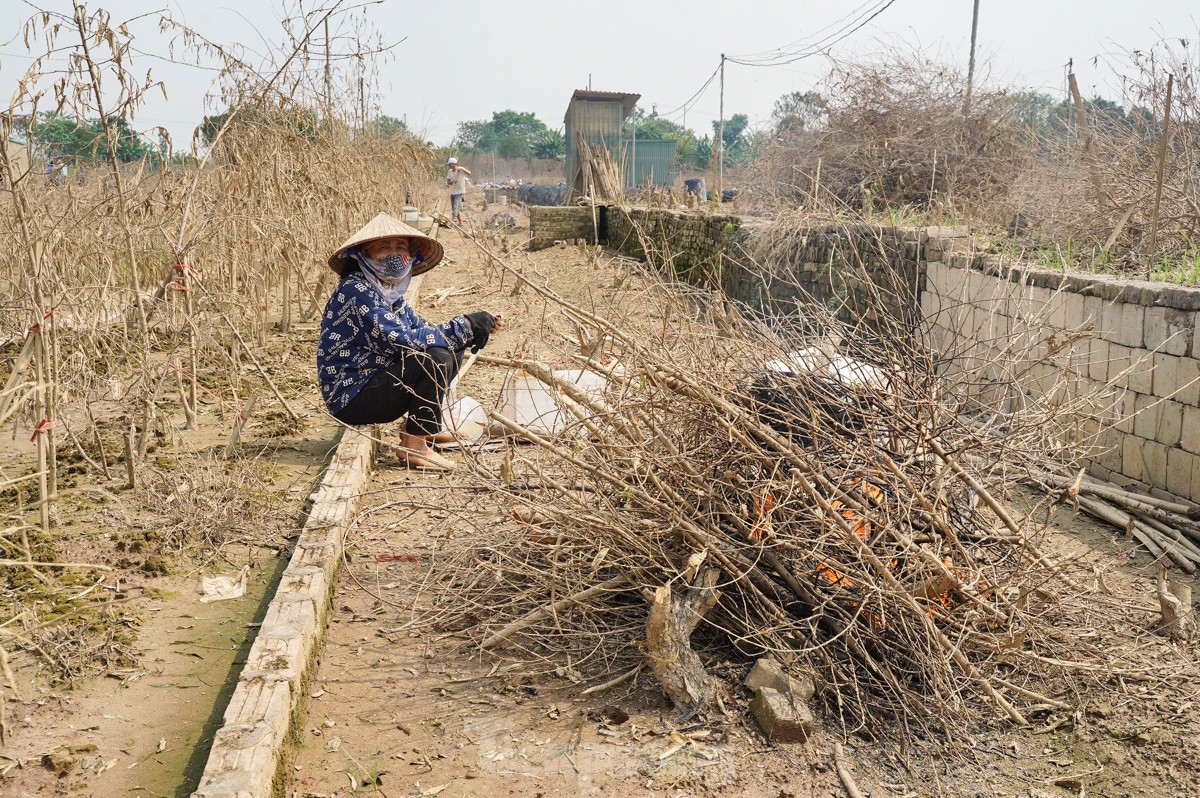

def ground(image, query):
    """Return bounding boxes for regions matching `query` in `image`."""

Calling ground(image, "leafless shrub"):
[753,47,1033,219]
[1076,36,1200,264]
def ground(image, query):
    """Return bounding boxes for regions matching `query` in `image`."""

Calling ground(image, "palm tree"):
[530,129,565,161]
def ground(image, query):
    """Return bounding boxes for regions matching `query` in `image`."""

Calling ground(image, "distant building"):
[0,138,32,186]
[563,89,676,201]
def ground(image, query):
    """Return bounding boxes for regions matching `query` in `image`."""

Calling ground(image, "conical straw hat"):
[327,212,444,276]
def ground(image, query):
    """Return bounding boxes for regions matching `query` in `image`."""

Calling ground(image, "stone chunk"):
[749,686,814,743]
[745,657,816,743]
[743,656,815,702]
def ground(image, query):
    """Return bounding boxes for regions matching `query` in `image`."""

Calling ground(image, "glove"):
[464,311,497,353]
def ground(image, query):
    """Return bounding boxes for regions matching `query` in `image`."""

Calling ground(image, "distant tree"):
[34,113,152,163]
[453,110,551,156]
[713,113,751,165]
[689,135,713,170]
[771,91,827,137]
[622,106,701,166]
[495,134,529,159]
[371,114,412,139]
[1008,91,1066,139]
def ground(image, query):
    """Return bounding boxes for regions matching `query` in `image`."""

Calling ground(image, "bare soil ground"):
[1,321,342,795]
[3,198,1199,798]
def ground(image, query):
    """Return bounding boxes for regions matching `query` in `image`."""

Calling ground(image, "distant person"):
[317,212,501,470]
[445,157,471,224]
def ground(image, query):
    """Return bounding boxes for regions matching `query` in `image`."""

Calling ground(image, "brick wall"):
[527,206,597,251]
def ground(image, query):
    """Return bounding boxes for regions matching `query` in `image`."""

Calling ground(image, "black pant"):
[334,347,459,436]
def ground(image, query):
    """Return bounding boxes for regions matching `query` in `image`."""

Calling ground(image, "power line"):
[727,0,900,68]
[727,0,886,63]
[657,62,721,121]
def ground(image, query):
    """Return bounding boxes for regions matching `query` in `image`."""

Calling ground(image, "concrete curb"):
[191,425,376,797]
[190,243,435,798]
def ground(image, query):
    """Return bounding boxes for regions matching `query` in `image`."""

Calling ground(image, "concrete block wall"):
[923,252,1200,498]
[589,204,1200,502]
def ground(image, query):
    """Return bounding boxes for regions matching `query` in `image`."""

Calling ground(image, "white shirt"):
[447,168,469,195]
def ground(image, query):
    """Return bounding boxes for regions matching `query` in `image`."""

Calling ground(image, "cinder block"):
[1132,391,1180,441]
[1095,428,1124,470]
[1126,350,1154,395]
[1142,440,1170,488]
[1144,307,1191,355]
[1089,339,1110,383]
[1063,292,1089,330]
[1179,357,1200,407]
[744,657,815,702]
[1100,299,1124,343]
[1122,435,1148,482]
[1047,290,1068,329]
[1112,391,1137,433]
[1107,344,1132,386]
[1181,405,1200,455]
[1166,447,1195,497]
[1151,353,1181,400]
[1119,302,1147,348]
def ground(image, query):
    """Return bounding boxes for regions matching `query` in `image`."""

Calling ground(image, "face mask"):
[372,252,413,281]
[349,247,418,305]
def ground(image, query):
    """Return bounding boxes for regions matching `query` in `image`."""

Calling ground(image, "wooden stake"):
[32,330,51,534]
[1067,72,1111,208]
[1157,566,1195,641]
[280,250,293,333]
[226,393,257,458]
[123,431,135,489]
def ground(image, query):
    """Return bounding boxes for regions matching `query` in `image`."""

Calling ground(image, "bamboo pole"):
[1147,72,1175,278]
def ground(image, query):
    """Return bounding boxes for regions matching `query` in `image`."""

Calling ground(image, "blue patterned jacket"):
[317,272,473,413]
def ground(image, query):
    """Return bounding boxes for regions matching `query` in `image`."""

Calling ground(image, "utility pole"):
[718,53,725,199]
[631,116,637,189]
[964,0,980,114]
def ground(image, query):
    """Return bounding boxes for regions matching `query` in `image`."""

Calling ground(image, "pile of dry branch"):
[416,234,1189,736]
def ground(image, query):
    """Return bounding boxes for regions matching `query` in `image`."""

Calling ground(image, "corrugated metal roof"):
[569,90,640,119]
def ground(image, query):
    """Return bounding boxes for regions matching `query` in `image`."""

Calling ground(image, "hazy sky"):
[2,0,1197,148]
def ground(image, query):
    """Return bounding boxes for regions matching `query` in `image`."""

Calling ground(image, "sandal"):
[395,447,457,471]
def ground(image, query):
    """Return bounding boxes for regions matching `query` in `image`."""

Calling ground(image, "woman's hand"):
[464,311,497,353]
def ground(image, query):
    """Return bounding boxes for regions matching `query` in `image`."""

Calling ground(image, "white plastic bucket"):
[499,369,606,435]
[401,206,419,223]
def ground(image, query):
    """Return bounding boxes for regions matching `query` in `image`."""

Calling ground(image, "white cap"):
[446,157,457,165]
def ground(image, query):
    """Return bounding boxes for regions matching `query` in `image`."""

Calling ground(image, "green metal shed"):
[623,139,676,188]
